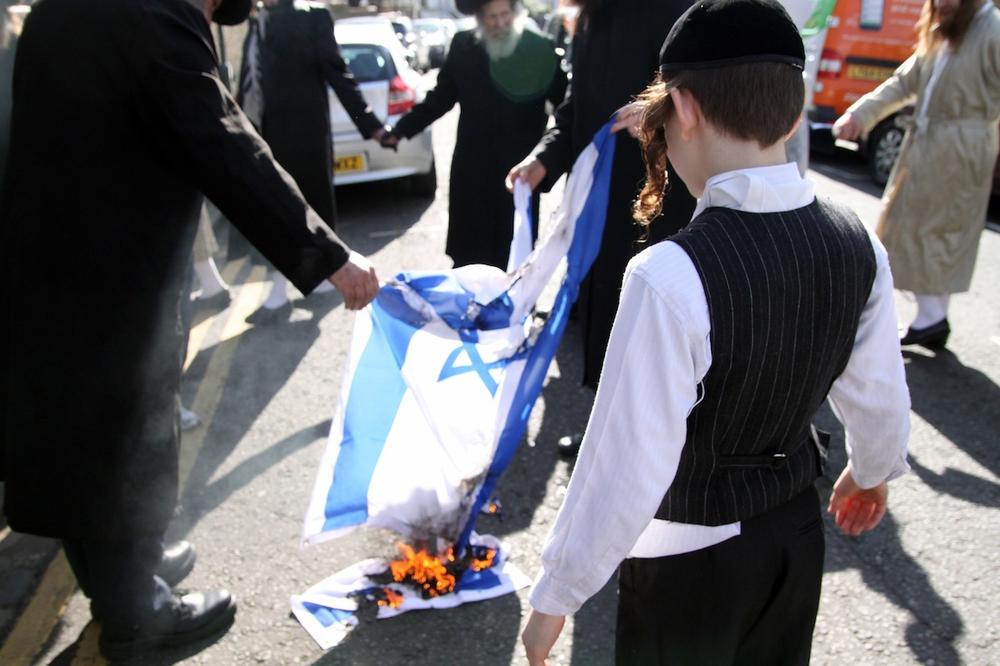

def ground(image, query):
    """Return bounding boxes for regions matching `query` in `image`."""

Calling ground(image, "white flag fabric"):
[290,533,531,650]
[508,179,535,272]
[294,121,617,650]
[301,121,617,551]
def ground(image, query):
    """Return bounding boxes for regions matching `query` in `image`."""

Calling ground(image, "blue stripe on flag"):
[321,300,420,532]
[301,602,354,628]
[455,567,502,593]
[455,122,617,552]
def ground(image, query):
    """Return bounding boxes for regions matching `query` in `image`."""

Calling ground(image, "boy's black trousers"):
[616,486,825,665]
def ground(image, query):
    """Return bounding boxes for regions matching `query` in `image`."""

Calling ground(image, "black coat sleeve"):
[390,33,465,139]
[532,78,576,192]
[547,59,569,108]
[313,8,383,139]
[132,2,349,294]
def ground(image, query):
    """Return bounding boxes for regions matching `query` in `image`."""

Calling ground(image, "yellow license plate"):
[334,154,366,174]
[847,64,895,82]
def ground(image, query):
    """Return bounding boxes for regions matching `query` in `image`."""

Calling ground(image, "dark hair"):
[633,63,804,225]
[917,0,982,55]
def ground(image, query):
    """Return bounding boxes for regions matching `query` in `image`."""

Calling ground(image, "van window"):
[860,0,885,30]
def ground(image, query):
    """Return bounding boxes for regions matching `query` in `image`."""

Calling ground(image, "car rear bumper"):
[332,124,434,186]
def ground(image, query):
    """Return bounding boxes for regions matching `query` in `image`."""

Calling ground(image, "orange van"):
[807,0,924,183]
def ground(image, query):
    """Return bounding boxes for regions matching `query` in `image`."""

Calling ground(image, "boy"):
[521,1,911,664]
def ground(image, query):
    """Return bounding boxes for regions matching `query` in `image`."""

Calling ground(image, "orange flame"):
[377,587,405,608]
[388,543,458,597]
[470,548,496,572]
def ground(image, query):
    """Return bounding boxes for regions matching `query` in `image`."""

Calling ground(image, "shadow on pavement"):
[333,179,437,258]
[903,348,1000,480]
[815,408,964,666]
[46,618,234,666]
[176,305,336,527]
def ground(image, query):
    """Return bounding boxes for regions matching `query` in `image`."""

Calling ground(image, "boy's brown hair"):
[633,62,804,225]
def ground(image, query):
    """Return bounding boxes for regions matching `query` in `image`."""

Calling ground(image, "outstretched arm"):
[132,1,377,306]
[826,229,910,533]
[313,8,383,139]
[390,33,463,139]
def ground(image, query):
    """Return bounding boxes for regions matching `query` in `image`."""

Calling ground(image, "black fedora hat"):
[659,0,805,75]
[456,0,517,16]
[213,0,253,25]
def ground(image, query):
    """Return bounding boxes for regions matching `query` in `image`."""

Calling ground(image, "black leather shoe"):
[99,589,236,660]
[156,541,196,588]
[900,318,950,348]
[557,433,583,458]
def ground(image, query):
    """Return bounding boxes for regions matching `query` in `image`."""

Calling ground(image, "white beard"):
[478,17,525,61]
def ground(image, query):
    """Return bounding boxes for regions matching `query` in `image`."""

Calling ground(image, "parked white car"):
[330,18,436,194]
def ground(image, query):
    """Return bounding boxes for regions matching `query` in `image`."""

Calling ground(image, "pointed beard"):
[480,23,523,61]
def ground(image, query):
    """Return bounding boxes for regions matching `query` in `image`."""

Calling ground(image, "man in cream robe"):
[834,0,1000,346]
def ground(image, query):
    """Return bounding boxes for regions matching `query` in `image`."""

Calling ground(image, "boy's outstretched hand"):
[827,468,888,536]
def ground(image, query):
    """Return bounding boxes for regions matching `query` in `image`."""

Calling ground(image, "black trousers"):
[616,486,825,666]
[62,536,171,630]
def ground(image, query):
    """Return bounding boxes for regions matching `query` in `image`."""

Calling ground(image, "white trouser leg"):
[193,258,228,298]
[911,294,950,329]
[262,271,289,309]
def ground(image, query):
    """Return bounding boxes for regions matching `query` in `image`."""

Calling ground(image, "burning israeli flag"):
[294,122,617,649]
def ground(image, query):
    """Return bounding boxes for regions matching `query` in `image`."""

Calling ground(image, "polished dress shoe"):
[99,589,237,659]
[156,540,196,588]
[900,318,950,348]
[557,433,583,458]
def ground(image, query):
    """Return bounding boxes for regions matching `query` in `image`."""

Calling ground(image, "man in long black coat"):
[0,0,378,657]
[238,0,384,227]
[509,0,696,404]
[387,0,566,270]
[235,0,387,319]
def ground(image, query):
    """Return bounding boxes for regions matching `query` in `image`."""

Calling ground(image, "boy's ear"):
[668,87,701,141]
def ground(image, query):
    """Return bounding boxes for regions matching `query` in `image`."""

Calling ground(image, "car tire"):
[407,159,437,197]
[868,120,905,186]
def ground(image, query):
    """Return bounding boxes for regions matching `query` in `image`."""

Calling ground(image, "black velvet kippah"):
[659,0,805,75]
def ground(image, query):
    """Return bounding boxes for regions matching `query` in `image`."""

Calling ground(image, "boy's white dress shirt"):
[530,163,911,617]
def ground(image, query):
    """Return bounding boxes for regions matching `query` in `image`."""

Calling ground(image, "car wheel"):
[407,159,437,197]
[868,121,905,186]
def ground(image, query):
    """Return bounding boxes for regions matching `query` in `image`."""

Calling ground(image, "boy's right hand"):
[827,468,888,536]
[832,112,863,141]
[506,157,546,192]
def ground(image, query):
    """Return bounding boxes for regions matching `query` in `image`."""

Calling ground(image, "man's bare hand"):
[506,157,547,192]
[827,468,888,536]
[328,251,379,310]
[610,101,645,138]
[832,112,863,141]
[522,610,565,666]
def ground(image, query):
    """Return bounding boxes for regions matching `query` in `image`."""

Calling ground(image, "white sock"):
[194,259,228,298]
[263,272,289,309]
[314,279,335,294]
[911,294,950,329]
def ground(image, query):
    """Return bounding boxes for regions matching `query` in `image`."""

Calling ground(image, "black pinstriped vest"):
[656,198,877,526]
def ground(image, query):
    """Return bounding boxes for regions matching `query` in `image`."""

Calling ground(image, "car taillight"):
[818,49,843,79]
[388,75,416,116]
